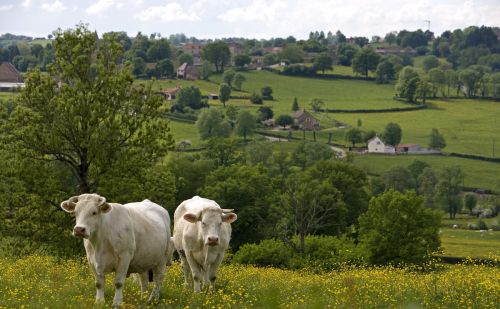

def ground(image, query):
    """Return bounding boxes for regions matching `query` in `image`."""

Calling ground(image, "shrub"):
[478,219,488,230]
[233,235,366,271]
[261,86,273,100]
[359,190,441,265]
[282,64,316,76]
[250,92,263,104]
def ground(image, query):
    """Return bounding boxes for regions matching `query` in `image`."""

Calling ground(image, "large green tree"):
[202,41,230,72]
[359,190,441,265]
[235,110,256,141]
[383,122,402,146]
[352,47,380,78]
[1,24,174,194]
[313,53,333,74]
[436,166,464,219]
[219,83,231,108]
[196,108,231,139]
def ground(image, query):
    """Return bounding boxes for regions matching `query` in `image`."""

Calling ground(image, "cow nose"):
[207,236,219,245]
[73,226,86,237]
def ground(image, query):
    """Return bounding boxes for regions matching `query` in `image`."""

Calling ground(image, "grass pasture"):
[209,70,404,112]
[1,255,499,308]
[353,154,500,191]
[440,228,500,258]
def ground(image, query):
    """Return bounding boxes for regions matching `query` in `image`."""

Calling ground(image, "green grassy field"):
[1,255,498,308]
[332,99,499,156]
[209,70,404,111]
[353,154,500,191]
[440,228,500,258]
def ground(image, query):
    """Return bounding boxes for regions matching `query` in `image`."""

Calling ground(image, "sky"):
[0,0,499,40]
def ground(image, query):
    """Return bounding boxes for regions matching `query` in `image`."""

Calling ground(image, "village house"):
[292,109,320,131]
[375,47,417,56]
[262,47,283,54]
[0,62,24,91]
[161,86,181,100]
[176,63,200,80]
[367,136,396,154]
[180,43,204,66]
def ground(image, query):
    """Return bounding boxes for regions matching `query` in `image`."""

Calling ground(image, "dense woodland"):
[0,25,499,270]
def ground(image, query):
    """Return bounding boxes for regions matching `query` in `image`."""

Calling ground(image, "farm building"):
[0,62,24,91]
[367,136,396,154]
[161,86,181,100]
[292,110,320,131]
[177,63,200,80]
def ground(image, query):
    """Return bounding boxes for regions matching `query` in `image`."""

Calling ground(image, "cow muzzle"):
[73,226,88,238]
[206,236,219,246]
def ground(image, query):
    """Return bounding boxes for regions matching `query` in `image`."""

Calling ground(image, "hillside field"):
[0,255,498,308]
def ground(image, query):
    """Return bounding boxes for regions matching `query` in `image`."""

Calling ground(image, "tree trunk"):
[299,233,305,254]
[78,149,91,193]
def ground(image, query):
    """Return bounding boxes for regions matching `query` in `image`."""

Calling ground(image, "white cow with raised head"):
[60,193,173,306]
[172,196,237,292]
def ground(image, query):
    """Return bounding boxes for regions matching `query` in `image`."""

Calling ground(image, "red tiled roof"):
[0,62,23,83]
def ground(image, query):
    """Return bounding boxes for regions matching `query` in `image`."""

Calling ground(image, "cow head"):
[60,194,112,239]
[183,206,237,246]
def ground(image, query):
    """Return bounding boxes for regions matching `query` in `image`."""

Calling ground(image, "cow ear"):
[99,203,112,213]
[222,213,237,223]
[183,213,198,223]
[222,209,234,213]
[60,196,79,213]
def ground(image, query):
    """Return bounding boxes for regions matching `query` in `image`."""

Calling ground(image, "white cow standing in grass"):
[172,196,237,292]
[60,193,173,306]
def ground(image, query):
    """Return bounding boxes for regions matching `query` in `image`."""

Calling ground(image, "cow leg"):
[185,251,204,292]
[148,263,166,301]
[207,253,224,291]
[89,262,105,304]
[178,250,191,287]
[139,272,149,296]
[112,255,132,307]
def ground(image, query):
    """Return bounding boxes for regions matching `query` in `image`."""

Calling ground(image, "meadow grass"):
[209,70,404,111]
[331,98,500,157]
[0,255,499,308]
[439,228,500,258]
[352,154,500,191]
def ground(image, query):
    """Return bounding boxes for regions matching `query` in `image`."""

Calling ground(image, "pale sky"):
[0,0,499,39]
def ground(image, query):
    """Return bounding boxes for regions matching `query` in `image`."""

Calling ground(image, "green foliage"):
[359,190,441,265]
[173,86,202,111]
[477,219,488,230]
[200,61,213,80]
[436,166,464,219]
[256,106,273,121]
[344,128,362,147]
[1,24,174,194]
[218,83,231,107]
[260,86,273,100]
[201,164,275,248]
[375,60,395,84]
[235,110,256,141]
[275,114,293,128]
[151,59,173,78]
[291,142,335,170]
[336,44,358,66]
[233,236,365,270]
[313,53,333,74]
[292,97,299,111]
[222,69,236,86]
[201,41,230,72]
[203,138,241,167]
[232,73,246,90]
[196,108,231,140]
[383,122,402,146]
[279,45,304,64]
[263,53,279,66]
[429,128,446,149]
[396,66,420,102]
[418,167,438,208]
[464,193,477,214]
[352,47,380,78]
[250,92,263,104]
[282,64,316,76]
[309,98,324,112]
[178,53,193,65]
[422,55,440,72]
[167,155,215,205]
[383,165,416,192]
[225,105,239,128]
[146,38,171,62]
[234,54,251,68]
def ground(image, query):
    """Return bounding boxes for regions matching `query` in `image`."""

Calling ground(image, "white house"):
[367,136,395,154]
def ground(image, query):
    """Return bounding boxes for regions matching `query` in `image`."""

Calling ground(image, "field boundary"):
[435,255,499,266]
[447,152,500,164]
[320,104,427,113]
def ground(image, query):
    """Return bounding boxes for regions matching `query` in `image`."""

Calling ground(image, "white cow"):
[60,193,173,306]
[172,196,237,292]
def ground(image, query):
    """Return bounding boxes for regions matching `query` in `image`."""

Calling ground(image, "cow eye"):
[202,222,206,226]
[92,211,97,215]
